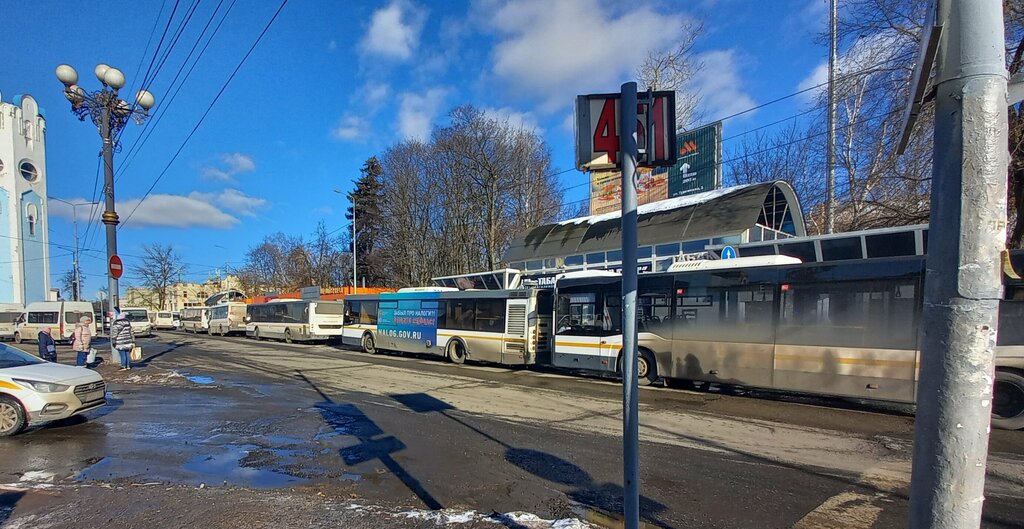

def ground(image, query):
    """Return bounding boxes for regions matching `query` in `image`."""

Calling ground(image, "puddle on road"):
[183,445,303,488]
[185,375,215,385]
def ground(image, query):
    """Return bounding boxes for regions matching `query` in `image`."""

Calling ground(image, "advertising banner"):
[377,292,440,345]
[587,121,722,215]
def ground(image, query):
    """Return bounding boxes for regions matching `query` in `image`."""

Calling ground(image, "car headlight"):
[14,379,70,393]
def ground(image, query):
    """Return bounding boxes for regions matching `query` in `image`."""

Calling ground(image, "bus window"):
[28,312,58,324]
[474,299,506,332]
[449,300,476,331]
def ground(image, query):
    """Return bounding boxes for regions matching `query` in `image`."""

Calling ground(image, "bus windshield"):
[123,310,149,322]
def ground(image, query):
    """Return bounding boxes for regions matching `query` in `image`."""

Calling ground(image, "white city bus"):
[342,288,553,365]
[16,301,97,343]
[120,307,154,337]
[208,302,247,336]
[180,307,210,333]
[245,300,345,343]
[0,304,24,341]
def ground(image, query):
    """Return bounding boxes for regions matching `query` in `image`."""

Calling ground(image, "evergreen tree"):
[346,157,388,286]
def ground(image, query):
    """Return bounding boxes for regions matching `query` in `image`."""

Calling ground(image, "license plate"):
[83,390,104,403]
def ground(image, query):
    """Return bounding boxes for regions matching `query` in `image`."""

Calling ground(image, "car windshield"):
[0,344,44,368]
[123,310,149,322]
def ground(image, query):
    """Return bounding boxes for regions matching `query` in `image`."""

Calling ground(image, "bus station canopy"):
[503,181,805,263]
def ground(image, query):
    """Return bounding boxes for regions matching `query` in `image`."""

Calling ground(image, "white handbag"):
[86,348,97,364]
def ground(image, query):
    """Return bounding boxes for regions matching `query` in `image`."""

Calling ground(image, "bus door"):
[554,288,620,373]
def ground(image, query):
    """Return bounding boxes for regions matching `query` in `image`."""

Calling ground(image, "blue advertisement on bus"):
[377,292,440,344]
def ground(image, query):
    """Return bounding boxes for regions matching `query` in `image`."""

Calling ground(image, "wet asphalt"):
[0,332,1022,529]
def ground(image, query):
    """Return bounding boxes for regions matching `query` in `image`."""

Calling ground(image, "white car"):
[0,345,106,436]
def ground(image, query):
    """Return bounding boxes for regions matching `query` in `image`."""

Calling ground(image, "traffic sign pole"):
[620,81,640,529]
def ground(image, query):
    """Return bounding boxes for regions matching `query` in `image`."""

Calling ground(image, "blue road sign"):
[721,246,737,259]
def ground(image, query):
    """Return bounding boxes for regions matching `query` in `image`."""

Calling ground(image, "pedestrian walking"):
[37,326,56,362]
[110,311,136,371]
[72,315,93,367]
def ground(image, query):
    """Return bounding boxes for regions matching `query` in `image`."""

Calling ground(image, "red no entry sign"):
[109,255,124,279]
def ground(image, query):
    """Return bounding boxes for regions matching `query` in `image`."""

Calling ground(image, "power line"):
[119,0,289,229]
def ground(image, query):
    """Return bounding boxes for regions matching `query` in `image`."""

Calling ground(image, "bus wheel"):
[361,333,376,354]
[13,332,21,344]
[637,350,658,386]
[284,329,293,344]
[993,370,1024,430]
[447,339,467,364]
[0,396,26,437]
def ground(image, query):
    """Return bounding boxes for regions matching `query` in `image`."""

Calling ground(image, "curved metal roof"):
[503,181,805,262]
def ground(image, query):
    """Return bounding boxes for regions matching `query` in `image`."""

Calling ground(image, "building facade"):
[123,275,244,312]
[0,92,50,304]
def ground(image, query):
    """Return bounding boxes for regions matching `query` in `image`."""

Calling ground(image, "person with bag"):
[110,311,136,371]
[72,316,93,367]
[37,326,57,362]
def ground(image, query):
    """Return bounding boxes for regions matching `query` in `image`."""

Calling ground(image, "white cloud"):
[200,152,256,183]
[328,39,338,52]
[794,31,905,104]
[484,0,687,111]
[117,194,240,229]
[189,189,267,217]
[332,115,370,141]
[797,62,828,103]
[482,106,540,133]
[363,82,391,107]
[397,88,447,141]
[687,50,757,120]
[360,1,427,60]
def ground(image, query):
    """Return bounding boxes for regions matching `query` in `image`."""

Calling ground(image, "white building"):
[0,91,51,304]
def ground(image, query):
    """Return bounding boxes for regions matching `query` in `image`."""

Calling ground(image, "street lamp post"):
[334,189,356,295]
[49,197,99,301]
[55,63,155,314]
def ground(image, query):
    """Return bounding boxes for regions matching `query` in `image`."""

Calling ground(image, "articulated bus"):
[208,302,248,336]
[180,307,210,333]
[245,300,345,343]
[342,288,553,365]
[552,255,1024,430]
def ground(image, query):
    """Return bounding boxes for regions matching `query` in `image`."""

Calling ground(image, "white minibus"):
[208,303,247,336]
[16,301,97,343]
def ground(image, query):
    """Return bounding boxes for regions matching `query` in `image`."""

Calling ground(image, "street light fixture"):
[56,63,155,313]
[334,189,356,295]
[49,197,99,301]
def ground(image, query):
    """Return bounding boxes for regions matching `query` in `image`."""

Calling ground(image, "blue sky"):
[1,0,831,297]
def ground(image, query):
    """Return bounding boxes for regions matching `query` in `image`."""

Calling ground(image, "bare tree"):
[58,270,77,300]
[636,20,705,129]
[133,244,184,310]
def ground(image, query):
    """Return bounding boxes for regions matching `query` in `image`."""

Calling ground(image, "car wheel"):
[446,339,467,364]
[284,329,293,344]
[13,332,21,344]
[362,333,376,354]
[993,370,1024,430]
[0,396,26,437]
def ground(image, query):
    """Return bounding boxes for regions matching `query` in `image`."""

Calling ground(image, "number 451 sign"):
[575,91,677,171]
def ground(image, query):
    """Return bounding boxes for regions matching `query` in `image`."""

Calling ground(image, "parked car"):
[0,344,106,436]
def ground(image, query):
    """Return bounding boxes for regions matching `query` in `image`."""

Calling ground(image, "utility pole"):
[908,1,1008,528]
[620,81,640,529]
[825,0,837,233]
[50,198,98,301]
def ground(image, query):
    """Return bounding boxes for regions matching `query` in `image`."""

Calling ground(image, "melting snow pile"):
[344,504,594,528]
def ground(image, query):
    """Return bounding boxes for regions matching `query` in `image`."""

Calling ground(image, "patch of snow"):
[19,471,56,483]
[557,184,749,226]
[398,510,483,524]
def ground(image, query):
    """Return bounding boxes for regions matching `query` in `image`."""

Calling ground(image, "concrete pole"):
[908,1,1008,527]
[825,0,837,233]
[619,81,640,529]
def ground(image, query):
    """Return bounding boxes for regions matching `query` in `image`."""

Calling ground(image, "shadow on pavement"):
[133,340,196,367]
[0,490,24,525]
[390,392,672,529]
[295,372,443,510]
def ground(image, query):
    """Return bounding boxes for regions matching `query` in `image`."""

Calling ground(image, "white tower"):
[0,91,51,304]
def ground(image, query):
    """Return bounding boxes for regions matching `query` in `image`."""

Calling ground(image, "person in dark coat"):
[37,326,57,362]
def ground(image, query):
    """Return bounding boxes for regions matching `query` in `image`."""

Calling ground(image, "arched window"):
[26,204,37,237]
[19,161,38,182]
